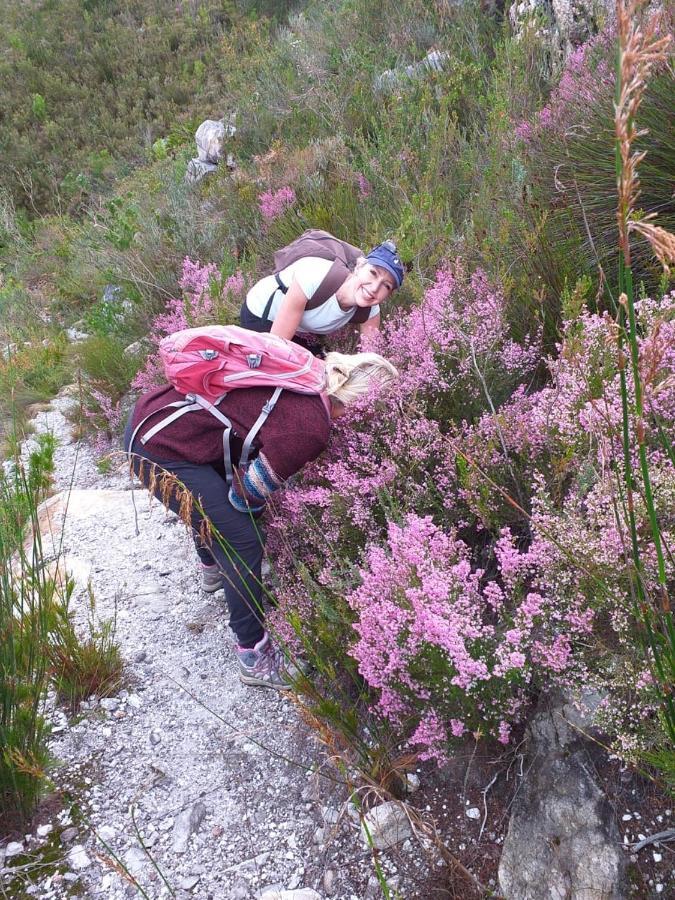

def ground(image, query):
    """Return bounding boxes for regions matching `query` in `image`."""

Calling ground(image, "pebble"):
[68,845,92,870]
[404,773,421,793]
[653,852,662,862]
[37,824,53,838]
[466,807,481,820]
[60,827,79,845]
[5,841,23,857]
[100,697,120,712]
[179,875,201,890]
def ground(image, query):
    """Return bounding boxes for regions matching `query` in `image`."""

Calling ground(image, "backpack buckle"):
[200,349,219,361]
[246,353,263,369]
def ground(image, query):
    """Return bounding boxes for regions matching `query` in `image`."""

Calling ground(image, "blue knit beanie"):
[365,240,404,289]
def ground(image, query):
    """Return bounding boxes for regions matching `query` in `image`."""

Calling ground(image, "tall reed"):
[0,433,56,825]
[613,0,674,746]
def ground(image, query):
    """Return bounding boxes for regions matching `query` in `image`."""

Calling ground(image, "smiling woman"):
[240,239,404,348]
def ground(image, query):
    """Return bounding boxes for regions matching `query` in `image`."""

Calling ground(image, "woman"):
[125,350,398,689]
[240,240,404,343]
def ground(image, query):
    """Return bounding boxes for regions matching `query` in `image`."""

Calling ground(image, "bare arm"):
[270,279,308,340]
[359,312,381,336]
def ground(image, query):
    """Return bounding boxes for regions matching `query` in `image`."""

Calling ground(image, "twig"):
[478,773,499,842]
[632,829,675,851]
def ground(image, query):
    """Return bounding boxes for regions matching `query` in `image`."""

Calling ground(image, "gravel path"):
[6,393,420,900]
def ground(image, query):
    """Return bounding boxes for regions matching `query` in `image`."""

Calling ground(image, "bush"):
[47,583,124,717]
[0,435,55,825]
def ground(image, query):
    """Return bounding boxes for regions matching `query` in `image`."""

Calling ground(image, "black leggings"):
[124,414,266,648]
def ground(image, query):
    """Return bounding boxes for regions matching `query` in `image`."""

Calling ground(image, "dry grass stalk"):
[628,220,675,272]
[615,0,672,265]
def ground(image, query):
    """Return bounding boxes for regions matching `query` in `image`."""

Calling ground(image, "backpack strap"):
[130,389,285,489]
[240,386,283,470]
[128,399,202,453]
[305,260,351,309]
[268,260,352,321]
[261,274,287,326]
[351,306,371,325]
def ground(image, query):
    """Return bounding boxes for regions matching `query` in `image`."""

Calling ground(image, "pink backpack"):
[130,325,330,483]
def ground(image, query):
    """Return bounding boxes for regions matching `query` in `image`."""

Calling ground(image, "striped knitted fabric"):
[228,452,284,514]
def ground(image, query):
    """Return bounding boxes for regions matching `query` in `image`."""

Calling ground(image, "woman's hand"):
[270,279,308,340]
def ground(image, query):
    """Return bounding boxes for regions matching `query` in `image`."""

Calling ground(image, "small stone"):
[653,852,662,862]
[173,802,206,854]
[68,846,91,870]
[123,847,148,878]
[60,827,79,845]
[127,694,142,709]
[404,773,420,793]
[63,873,79,883]
[5,841,23,857]
[178,875,201,891]
[622,814,632,821]
[361,801,413,850]
[150,729,163,746]
[260,891,322,900]
[466,807,481,820]
[100,698,120,712]
[323,869,335,893]
[134,650,148,663]
[655,886,664,894]
[98,825,116,843]
[37,824,53,838]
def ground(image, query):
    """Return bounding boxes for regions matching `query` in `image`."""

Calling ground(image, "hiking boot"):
[201,564,224,593]
[236,633,296,690]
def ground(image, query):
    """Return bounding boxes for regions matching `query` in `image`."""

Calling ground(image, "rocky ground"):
[1,392,441,900]
[2,392,673,900]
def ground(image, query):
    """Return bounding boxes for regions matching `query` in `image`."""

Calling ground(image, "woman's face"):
[349,263,397,308]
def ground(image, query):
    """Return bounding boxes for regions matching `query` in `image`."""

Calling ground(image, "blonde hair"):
[323,351,398,407]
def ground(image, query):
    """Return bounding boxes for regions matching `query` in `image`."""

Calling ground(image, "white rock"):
[466,807,481,820]
[100,697,120,712]
[97,825,116,843]
[37,825,53,838]
[68,845,91,870]
[179,875,201,890]
[173,802,206,854]
[122,847,148,878]
[259,891,322,900]
[361,801,413,851]
[5,841,24,857]
[404,773,420,793]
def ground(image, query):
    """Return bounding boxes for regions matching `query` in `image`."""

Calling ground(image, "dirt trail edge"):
[17,393,416,900]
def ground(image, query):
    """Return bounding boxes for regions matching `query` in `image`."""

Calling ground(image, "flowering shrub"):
[258,186,296,222]
[132,257,247,392]
[267,258,674,761]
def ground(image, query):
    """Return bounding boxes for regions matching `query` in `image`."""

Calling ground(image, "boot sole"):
[238,672,293,690]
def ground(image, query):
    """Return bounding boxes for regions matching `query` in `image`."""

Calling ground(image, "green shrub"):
[0,434,56,825]
[47,583,124,717]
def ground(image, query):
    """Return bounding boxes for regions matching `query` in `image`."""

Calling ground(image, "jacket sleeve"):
[228,423,330,513]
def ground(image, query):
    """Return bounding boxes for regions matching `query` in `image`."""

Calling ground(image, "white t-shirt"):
[245,257,379,335]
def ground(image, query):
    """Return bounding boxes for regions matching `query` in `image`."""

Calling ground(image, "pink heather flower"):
[498,721,511,745]
[514,120,533,142]
[132,258,246,392]
[357,174,372,199]
[449,718,465,738]
[258,186,296,222]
